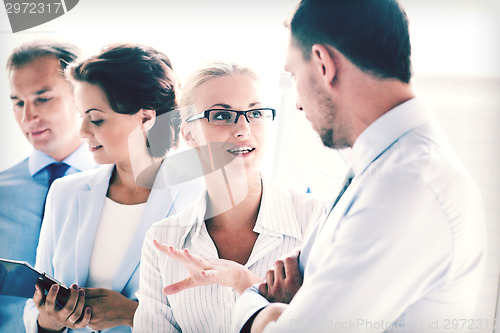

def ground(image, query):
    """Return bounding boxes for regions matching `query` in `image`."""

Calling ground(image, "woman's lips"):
[88,144,103,152]
[226,145,255,156]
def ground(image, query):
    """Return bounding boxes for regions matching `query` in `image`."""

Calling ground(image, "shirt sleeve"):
[232,285,270,332]
[241,173,483,332]
[133,229,182,333]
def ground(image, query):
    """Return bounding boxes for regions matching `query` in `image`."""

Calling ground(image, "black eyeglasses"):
[186,108,276,125]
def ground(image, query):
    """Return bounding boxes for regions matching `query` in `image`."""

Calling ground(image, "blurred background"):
[1,0,499,330]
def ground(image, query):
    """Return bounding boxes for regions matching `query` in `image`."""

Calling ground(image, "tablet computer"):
[0,258,70,307]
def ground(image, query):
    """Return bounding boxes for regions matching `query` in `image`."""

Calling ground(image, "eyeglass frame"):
[185,107,276,124]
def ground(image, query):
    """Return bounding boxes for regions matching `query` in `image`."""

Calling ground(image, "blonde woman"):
[133,62,327,332]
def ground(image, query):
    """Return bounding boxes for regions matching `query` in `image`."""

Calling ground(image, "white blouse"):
[87,197,146,289]
[133,176,328,333]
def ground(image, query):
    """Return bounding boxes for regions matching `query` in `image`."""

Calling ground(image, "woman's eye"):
[214,112,232,120]
[90,119,104,126]
[248,111,263,118]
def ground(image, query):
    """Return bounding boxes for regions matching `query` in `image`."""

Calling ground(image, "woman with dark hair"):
[23,44,203,333]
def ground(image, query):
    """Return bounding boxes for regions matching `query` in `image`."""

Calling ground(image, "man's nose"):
[296,98,304,111]
[22,103,37,123]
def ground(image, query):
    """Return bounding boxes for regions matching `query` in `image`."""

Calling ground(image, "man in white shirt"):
[233,1,486,332]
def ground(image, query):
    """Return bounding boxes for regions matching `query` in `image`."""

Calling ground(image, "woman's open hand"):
[154,239,261,295]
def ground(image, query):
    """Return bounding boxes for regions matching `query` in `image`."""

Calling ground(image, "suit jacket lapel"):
[75,164,114,286]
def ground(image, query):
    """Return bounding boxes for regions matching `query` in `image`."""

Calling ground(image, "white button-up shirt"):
[133,176,327,333]
[233,98,486,332]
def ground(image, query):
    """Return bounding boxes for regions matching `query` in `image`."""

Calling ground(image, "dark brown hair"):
[288,0,412,83]
[68,43,181,157]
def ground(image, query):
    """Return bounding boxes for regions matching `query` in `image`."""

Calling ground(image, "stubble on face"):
[314,89,351,150]
[286,36,351,150]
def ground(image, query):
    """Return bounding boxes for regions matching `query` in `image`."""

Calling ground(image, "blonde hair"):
[179,62,259,122]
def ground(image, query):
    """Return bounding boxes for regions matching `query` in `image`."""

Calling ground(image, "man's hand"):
[83,288,138,330]
[154,239,261,294]
[34,283,91,332]
[258,248,302,303]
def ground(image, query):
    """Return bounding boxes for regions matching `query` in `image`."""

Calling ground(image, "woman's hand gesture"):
[154,239,261,295]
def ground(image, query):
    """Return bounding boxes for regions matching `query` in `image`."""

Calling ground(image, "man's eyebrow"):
[85,108,104,114]
[10,88,51,100]
[35,88,51,95]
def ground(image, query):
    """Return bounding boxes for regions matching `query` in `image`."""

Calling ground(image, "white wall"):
[0,0,297,170]
[1,0,498,329]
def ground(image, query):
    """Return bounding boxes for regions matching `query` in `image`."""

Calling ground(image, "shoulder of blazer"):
[0,158,30,184]
[0,157,29,177]
[49,164,114,193]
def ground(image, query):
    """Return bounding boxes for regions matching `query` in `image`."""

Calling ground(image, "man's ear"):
[140,109,156,131]
[311,44,337,88]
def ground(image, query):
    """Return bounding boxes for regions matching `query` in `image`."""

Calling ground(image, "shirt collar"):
[351,98,433,177]
[28,143,96,177]
[179,175,303,246]
[28,149,57,176]
[63,143,97,173]
[178,191,208,246]
[253,175,302,241]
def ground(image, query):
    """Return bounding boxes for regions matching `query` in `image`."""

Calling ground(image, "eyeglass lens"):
[208,109,273,125]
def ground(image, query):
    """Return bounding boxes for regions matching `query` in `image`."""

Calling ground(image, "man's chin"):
[320,128,335,148]
[320,128,350,149]
[31,139,55,156]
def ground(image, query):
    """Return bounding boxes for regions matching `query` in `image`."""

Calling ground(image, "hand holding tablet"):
[0,258,70,307]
